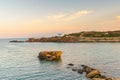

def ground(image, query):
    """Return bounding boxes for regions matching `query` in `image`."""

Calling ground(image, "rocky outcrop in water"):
[67,64,120,80]
[10,40,25,43]
[38,51,62,61]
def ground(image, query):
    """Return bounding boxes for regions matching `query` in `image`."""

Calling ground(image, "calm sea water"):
[0,38,120,80]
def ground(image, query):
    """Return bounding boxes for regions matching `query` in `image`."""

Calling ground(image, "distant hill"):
[64,30,120,37]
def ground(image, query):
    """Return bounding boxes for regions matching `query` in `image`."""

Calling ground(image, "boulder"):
[38,51,62,61]
[86,69,100,78]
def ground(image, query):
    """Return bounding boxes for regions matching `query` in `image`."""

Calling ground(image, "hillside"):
[64,30,120,37]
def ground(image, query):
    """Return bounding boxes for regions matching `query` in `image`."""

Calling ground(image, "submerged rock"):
[72,67,78,71]
[68,63,74,66]
[78,69,83,74]
[38,51,62,61]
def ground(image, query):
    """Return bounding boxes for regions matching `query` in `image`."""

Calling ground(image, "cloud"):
[116,16,120,19]
[74,10,91,16]
[46,14,66,19]
[24,19,43,27]
[63,10,92,21]
[47,10,92,21]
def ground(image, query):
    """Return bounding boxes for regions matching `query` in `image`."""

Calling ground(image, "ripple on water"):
[0,40,120,79]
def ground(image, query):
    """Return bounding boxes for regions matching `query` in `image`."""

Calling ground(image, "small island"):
[10,30,120,43]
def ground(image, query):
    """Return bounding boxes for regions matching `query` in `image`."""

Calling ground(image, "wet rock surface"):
[67,64,120,80]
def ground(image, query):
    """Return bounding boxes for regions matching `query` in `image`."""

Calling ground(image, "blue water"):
[0,39,120,80]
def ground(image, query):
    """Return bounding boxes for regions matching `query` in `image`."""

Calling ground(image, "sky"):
[0,0,120,38]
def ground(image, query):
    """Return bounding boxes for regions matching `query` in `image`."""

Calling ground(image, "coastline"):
[10,37,120,43]
[10,30,120,43]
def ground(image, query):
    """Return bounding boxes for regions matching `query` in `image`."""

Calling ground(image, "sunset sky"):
[0,0,120,38]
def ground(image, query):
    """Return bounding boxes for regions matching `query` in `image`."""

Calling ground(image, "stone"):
[86,69,100,78]
[68,63,74,66]
[38,51,62,61]
[78,69,83,74]
[72,68,78,71]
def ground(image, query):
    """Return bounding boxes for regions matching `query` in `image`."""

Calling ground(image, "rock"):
[67,64,119,80]
[72,67,78,71]
[38,51,62,61]
[100,75,106,78]
[10,40,25,43]
[92,78,106,80]
[106,78,113,80]
[78,69,83,74]
[67,66,71,68]
[93,74,101,78]
[85,66,95,74]
[86,69,100,78]
[81,65,86,68]
[68,63,74,66]
[67,63,74,69]
[27,38,36,42]
[107,78,120,80]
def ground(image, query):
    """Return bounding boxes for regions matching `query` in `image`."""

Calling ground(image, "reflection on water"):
[0,39,120,80]
[38,58,62,65]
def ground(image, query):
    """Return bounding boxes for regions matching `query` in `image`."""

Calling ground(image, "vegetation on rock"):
[64,30,120,37]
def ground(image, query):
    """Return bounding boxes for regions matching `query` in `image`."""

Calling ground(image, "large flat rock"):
[38,51,62,61]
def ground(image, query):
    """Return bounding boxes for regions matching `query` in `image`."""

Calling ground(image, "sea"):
[0,38,120,80]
